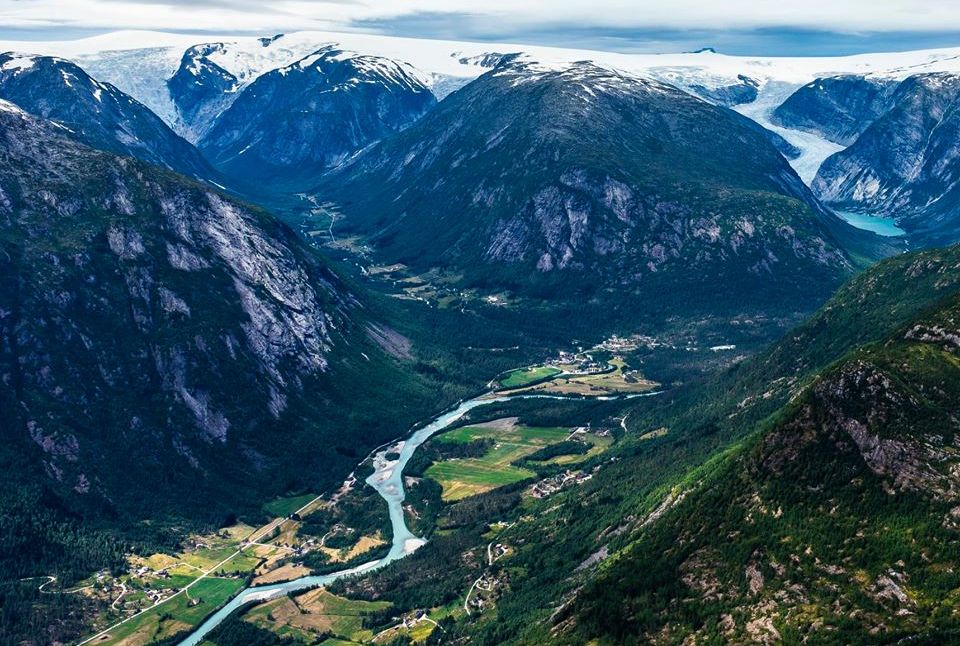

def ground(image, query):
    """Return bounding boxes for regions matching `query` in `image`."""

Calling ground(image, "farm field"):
[319,533,387,564]
[536,432,614,466]
[426,422,571,500]
[95,577,245,646]
[497,366,562,389]
[263,493,319,518]
[513,357,657,396]
[245,588,390,644]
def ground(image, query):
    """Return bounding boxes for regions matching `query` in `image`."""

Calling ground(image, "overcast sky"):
[3,0,960,55]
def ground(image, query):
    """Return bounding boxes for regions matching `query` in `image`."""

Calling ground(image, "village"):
[530,467,596,499]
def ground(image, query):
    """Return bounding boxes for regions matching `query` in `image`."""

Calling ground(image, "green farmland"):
[497,366,562,389]
[427,424,571,500]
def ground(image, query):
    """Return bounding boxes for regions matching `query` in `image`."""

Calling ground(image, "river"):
[178,390,656,645]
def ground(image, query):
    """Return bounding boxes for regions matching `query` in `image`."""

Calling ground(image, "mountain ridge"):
[0,52,217,180]
[312,58,864,323]
[198,46,436,186]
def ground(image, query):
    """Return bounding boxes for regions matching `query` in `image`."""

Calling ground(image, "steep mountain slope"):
[198,47,436,186]
[0,99,449,535]
[572,290,960,644]
[0,53,215,180]
[315,59,863,319]
[369,245,960,646]
[772,74,899,145]
[813,73,960,245]
[166,43,242,141]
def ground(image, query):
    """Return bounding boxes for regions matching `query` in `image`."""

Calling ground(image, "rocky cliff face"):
[0,100,423,520]
[198,47,436,187]
[317,58,858,315]
[689,74,760,107]
[772,75,898,146]
[0,53,215,180]
[811,73,960,246]
[166,43,241,141]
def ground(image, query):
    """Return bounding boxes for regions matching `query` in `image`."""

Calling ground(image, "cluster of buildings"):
[595,334,663,352]
[530,469,593,499]
[553,350,605,373]
[467,574,505,613]
[130,565,172,584]
[490,542,509,563]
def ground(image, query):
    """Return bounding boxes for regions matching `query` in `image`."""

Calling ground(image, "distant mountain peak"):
[0,52,216,179]
[275,46,428,92]
[197,45,436,185]
[454,51,522,69]
[259,33,284,47]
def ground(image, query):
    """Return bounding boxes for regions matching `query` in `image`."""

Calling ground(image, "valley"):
[2,22,960,646]
[65,347,656,645]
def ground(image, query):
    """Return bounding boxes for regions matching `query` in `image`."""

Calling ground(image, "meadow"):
[426,423,572,500]
[497,366,562,389]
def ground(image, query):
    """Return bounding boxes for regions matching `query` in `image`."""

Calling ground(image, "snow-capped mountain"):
[197,47,436,186]
[166,43,242,141]
[5,29,960,242]
[313,56,859,317]
[0,52,215,180]
[6,29,960,188]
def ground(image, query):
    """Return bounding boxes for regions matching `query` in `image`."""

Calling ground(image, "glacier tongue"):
[734,81,845,185]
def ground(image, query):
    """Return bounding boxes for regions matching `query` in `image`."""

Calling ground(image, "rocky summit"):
[199,47,436,187]
[317,58,860,316]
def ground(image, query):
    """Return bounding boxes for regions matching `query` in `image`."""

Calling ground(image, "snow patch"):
[1,54,35,73]
[0,99,25,115]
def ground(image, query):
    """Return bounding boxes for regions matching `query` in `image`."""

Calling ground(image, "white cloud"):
[1,0,960,35]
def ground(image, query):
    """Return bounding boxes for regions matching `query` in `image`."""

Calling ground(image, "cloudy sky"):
[3,0,960,55]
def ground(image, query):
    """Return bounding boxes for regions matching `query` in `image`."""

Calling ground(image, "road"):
[77,388,659,645]
[464,577,482,615]
[75,492,327,646]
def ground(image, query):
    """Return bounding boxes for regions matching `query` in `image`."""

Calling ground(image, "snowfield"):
[4,29,960,182]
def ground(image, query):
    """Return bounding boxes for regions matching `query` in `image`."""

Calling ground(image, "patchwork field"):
[426,423,572,501]
[85,503,322,644]
[94,577,245,646]
[245,588,390,643]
